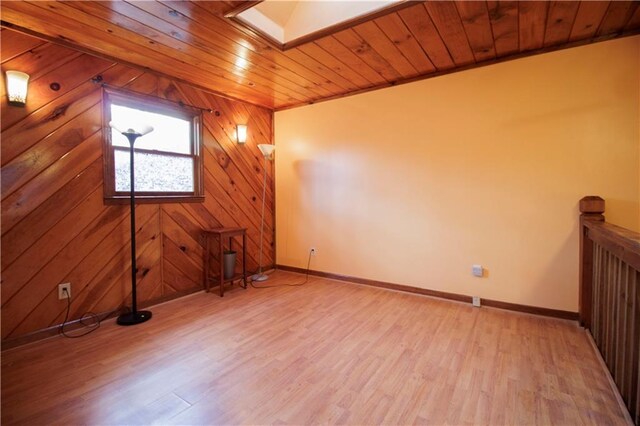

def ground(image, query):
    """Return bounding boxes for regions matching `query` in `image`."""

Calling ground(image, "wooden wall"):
[0,28,274,342]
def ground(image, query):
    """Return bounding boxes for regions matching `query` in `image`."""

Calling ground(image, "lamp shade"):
[109,121,154,137]
[6,70,29,106]
[236,124,247,144]
[258,144,275,158]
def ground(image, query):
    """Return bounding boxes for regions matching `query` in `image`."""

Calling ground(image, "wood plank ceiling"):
[1,1,639,110]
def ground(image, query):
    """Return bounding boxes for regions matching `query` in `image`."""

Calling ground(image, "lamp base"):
[252,273,269,282]
[117,310,152,326]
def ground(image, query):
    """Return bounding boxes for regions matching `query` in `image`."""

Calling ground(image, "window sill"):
[104,196,205,205]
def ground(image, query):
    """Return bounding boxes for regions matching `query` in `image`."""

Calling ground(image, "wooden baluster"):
[603,247,609,348]
[620,265,638,411]
[620,263,631,408]
[592,242,601,342]
[614,258,625,391]
[633,269,640,423]
[579,196,605,329]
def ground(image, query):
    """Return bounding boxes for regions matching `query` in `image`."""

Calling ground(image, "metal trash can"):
[223,250,237,280]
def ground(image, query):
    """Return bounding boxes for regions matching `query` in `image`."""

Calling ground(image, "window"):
[102,88,204,203]
[226,0,409,50]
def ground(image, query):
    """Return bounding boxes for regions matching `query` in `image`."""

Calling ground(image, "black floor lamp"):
[109,121,154,326]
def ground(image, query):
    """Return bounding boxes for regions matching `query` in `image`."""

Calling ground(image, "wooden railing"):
[579,196,640,424]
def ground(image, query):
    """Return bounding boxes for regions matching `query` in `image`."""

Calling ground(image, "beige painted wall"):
[275,36,640,312]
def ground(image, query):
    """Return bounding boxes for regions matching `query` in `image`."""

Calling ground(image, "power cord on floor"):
[250,249,313,289]
[59,287,102,338]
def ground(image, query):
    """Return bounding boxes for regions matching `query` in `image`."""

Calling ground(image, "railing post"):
[579,196,605,328]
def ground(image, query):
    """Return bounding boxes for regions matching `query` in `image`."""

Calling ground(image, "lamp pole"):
[257,154,268,277]
[252,144,275,282]
[110,124,154,326]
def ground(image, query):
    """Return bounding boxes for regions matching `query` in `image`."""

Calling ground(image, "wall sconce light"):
[5,70,30,107]
[236,124,247,144]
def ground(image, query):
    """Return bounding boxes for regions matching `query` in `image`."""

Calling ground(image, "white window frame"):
[102,88,204,204]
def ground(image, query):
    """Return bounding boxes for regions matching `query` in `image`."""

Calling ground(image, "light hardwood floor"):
[1,271,629,425]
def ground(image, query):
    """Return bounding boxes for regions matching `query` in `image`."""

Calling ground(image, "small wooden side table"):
[203,227,247,297]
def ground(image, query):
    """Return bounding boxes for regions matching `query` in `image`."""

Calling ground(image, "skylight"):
[234,0,405,48]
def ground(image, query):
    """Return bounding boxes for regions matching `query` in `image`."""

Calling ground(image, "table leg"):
[242,233,247,289]
[204,234,210,292]
[219,236,224,297]
[229,238,234,287]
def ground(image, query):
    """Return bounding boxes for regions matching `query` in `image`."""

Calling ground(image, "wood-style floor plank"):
[1,271,630,425]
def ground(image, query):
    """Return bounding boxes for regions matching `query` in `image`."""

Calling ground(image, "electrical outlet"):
[58,283,71,300]
[472,296,481,307]
[310,247,317,256]
[472,264,484,277]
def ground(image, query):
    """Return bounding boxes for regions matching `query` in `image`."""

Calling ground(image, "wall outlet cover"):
[58,283,71,300]
[472,296,481,307]
[472,264,483,277]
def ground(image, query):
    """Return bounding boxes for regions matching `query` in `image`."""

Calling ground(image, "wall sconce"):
[236,124,247,144]
[5,70,30,107]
